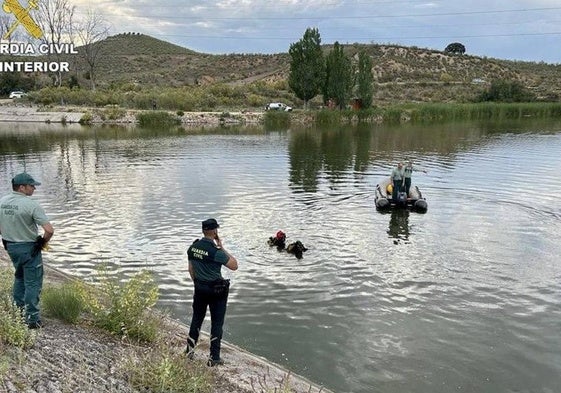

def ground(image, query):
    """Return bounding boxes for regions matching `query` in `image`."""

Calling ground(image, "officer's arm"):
[188,260,195,280]
[216,237,238,271]
[42,222,54,243]
[219,247,238,271]
[225,254,238,271]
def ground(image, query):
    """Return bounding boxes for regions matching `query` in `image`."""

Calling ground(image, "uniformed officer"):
[390,162,405,200]
[403,160,427,196]
[186,218,238,366]
[0,173,54,329]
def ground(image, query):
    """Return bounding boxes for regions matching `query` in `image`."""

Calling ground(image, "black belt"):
[194,279,217,284]
[194,278,226,285]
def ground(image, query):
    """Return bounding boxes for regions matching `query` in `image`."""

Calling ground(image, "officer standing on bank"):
[186,218,238,366]
[0,173,54,329]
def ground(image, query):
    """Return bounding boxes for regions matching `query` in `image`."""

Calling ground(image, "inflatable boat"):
[375,177,428,213]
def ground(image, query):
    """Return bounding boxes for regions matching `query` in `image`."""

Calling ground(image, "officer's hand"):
[31,236,46,257]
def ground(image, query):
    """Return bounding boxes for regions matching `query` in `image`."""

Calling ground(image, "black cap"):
[202,218,220,231]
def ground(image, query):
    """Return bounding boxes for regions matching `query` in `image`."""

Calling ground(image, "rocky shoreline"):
[0,101,271,126]
[0,252,330,393]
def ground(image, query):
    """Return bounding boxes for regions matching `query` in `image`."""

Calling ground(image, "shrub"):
[0,300,35,348]
[87,268,160,342]
[104,107,127,120]
[264,110,290,129]
[137,111,181,128]
[315,109,341,126]
[0,268,35,348]
[477,80,536,102]
[79,112,94,125]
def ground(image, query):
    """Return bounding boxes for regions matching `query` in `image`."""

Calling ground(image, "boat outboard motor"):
[396,191,408,206]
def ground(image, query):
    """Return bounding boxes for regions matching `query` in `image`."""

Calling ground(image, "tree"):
[75,9,110,90]
[288,27,325,109]
[444,42,466,55]
[355,50,374,109]
[322,42,354,110]
[36,0,76,87]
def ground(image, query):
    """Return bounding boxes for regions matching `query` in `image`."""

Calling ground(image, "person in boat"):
[390,162,404,200]
[403,160,427,196]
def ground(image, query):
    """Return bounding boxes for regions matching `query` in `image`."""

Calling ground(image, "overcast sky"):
[70,0,561,64]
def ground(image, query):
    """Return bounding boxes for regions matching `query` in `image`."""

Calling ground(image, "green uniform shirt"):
[404,165,413,179]
[187,237,229,282]
[391,167,404,181]
[0,191,50,242]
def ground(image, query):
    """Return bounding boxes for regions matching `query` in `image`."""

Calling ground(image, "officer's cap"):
[202,218,220,231]
[12,173,41,186]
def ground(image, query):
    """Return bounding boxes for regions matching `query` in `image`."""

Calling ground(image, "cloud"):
[64,1,561,62]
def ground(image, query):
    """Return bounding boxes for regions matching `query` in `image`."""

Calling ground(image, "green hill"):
[4,32,561,104]
[74,33,290,88]
[73,33,561,103]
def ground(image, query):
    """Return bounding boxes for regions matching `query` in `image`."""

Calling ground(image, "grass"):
[404,102,561,123]
[122,337,213,393]
[137,110,181,128]
[42,282,86,324]
[263,110,291,129]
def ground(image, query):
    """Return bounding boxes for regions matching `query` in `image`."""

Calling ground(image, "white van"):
[9,91,27,99]
[266,102,292,112]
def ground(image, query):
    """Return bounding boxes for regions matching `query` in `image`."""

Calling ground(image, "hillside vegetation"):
[3,33,561,108]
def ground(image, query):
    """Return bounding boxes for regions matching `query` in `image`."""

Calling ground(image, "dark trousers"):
[6,242,43,324]
[187,281,229,360]
[404,177,412,196]
[392,180,402,200]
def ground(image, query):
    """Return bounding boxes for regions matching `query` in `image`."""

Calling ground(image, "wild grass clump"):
[42,282,87,324]
[122,341,213,393]
[405,102,561,123]
[79,112,93,125]
[104,106,127,120]
[137,111,181,128]
[87,268,161,342]
[382,107,404,123]
[315,109,341,126]
[0,267,35,348]
[263,110,290,130]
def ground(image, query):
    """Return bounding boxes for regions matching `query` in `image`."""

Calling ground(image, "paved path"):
[0,104,84,123]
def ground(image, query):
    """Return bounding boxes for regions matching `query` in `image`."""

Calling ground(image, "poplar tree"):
[288,27,325,109]
[323,42,354,110]
[356,50,374,109]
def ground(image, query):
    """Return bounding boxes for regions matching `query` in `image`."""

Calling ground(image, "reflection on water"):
[1,119,561,393]
[386,209,410,243]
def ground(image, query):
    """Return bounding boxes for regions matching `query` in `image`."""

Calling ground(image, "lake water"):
[1,119,560,393]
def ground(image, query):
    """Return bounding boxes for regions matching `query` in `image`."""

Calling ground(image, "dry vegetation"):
[3,33,561,106]
[63,34,560,105]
